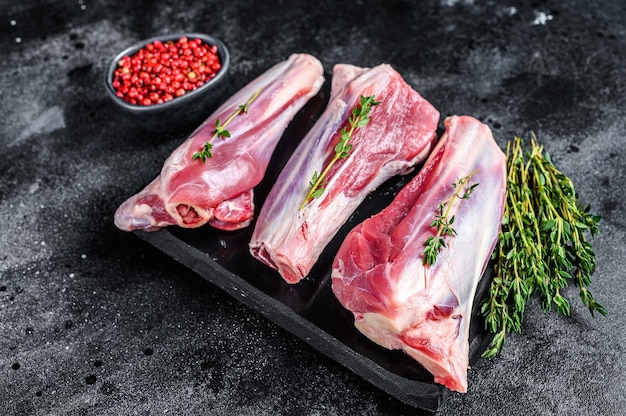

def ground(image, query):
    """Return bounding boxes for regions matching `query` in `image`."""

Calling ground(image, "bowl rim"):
[104,32,230,112]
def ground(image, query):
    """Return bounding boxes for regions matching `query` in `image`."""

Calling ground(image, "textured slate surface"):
[1,0,625,414]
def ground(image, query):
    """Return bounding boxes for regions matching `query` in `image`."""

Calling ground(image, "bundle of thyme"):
[481,135,605,358]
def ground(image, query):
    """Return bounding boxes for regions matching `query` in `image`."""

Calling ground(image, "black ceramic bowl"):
[104,33,230,134]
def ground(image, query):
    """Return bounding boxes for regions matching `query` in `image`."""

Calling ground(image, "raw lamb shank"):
[249,63,440,283]
[114,53,325,232]
[331,116,506,393]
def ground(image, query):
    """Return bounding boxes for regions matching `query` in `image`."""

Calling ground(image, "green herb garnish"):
[298,94,380,210]
[192,87,262,162]
[481,135,605,358]
[422,170,479,266]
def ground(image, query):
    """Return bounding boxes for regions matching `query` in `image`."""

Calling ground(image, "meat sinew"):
[249,63,440,283]
[331,115,506,393]
[114,53,325,232]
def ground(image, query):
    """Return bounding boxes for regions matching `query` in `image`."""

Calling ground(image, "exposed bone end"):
[249,243,306,284]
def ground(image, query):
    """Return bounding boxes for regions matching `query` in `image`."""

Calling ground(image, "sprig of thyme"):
[192,87,262,162]
[422,170,479,266]
[481,134,605,358]
[298,94,380,210]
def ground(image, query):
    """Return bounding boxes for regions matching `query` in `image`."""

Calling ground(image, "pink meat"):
[331,116,506,393]
[249,63,440,283]
[114,54,325,232]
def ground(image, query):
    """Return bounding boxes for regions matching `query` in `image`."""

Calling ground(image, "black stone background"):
[1,0,625,415]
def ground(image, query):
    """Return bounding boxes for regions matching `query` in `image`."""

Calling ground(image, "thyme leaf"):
[191,141,214,163]
[298,94,380,210]
[192,87,262,162]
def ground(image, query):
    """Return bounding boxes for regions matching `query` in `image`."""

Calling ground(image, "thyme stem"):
[192,87,263,162]
[422,169,479,266]
[298,94,380,210]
